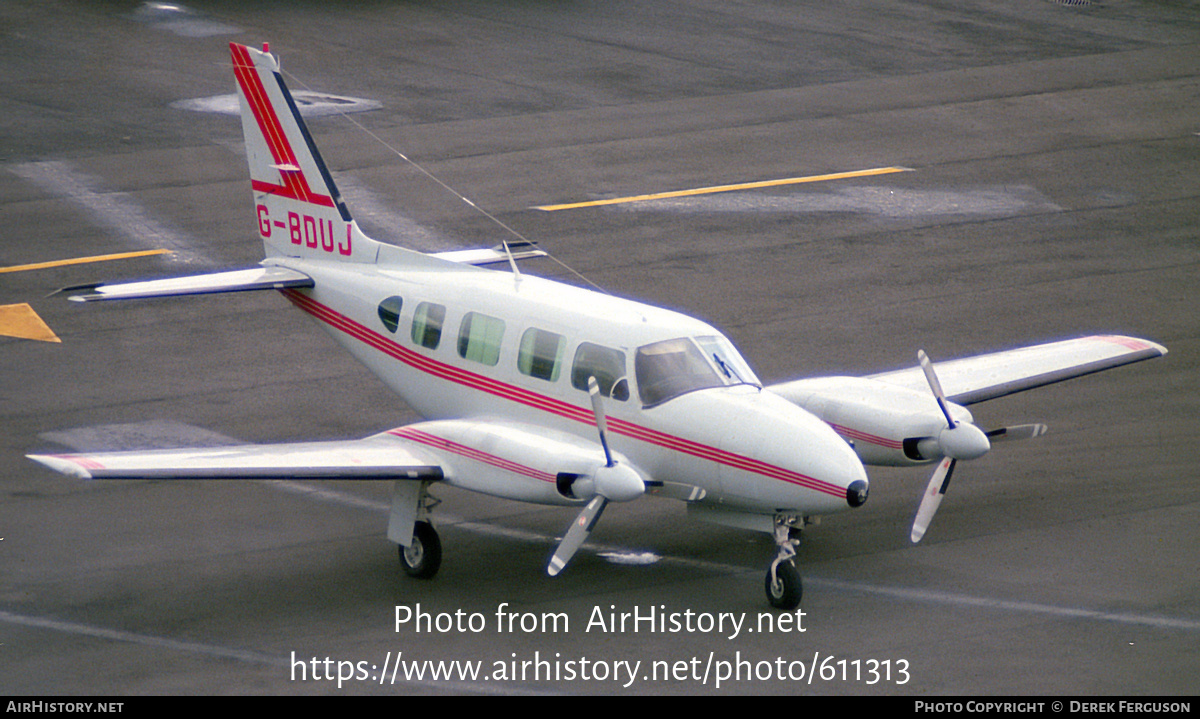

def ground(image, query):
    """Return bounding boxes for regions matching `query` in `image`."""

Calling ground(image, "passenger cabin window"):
[571,343,628,401]
[457,312,505,366]
[635,336,760,407]
[518,328,565,382]
[411,302,446,350]
[377,296,403,333]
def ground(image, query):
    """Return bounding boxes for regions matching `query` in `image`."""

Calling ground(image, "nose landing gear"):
[765,514,803,609]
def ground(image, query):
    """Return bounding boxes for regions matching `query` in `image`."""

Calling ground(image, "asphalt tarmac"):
[2,0,1197,695]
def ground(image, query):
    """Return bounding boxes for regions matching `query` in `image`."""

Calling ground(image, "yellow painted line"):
[0,303,60,343]
[534,166,913,211]
[0,249,173,275]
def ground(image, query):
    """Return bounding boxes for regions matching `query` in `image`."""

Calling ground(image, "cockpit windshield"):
[635,336,761,407]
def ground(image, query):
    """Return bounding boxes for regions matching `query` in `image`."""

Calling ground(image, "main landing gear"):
[765,514,804,610]
[399,520,442,578]
[395,481,443,579]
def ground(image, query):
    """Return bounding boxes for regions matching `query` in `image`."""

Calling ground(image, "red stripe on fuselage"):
[280,289,845,498]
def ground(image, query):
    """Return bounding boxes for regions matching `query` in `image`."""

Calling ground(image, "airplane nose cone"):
[847,479,869,508]
[724,391,869,513]
[655,388,870,514]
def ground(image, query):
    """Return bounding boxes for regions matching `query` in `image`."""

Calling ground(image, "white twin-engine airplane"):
[29,44,1167,609]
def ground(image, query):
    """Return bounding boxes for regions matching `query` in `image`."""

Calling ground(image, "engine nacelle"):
[388,419,647,505]
[769,376,977,467]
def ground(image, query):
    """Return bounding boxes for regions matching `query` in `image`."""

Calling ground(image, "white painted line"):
[263,479,391,513]
[11,161,203,264]
[130,3,239,37]
[335,175,461,253]
[0,609,552,694]
[0,609,283,666]
[265,481,1200,632]
[811,578,1200,631]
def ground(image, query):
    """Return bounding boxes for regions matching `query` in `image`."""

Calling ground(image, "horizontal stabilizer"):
[61,266,314,302]
[433,241,547,266]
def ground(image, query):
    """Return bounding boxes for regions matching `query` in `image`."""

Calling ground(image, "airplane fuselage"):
[272,249,869,519]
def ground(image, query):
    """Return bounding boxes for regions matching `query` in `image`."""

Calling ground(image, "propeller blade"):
[986,423,1048,442]
[588,376,614,467]
[547,495,607,576]
[918,349,957,428]
[548,376,643,576]
[911,457,955,543]
[910,355,1042,544]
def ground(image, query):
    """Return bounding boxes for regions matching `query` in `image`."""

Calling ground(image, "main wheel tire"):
[398,520,442,579]
[765,560,802,609]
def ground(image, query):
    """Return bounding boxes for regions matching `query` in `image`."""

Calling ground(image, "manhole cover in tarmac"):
[173,92,382,117]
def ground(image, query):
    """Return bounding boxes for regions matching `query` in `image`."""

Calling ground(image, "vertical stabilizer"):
[230,43,380,263]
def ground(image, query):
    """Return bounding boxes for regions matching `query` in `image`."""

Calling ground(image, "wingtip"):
[1094,334,1168,357]
[26,454,94,480]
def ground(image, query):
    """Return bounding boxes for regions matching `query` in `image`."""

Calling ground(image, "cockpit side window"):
[571,342,627,401]
[635,338,723,407]
[635,336,760,407]
[695,335,761,387]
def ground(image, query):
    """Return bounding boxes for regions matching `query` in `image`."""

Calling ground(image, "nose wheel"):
[766,559,802,609]
[765,514,803,609]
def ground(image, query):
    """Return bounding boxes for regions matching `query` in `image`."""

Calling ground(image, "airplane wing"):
[27,435,443,481]
[27,417,663,575]
[865,334,1167,405]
